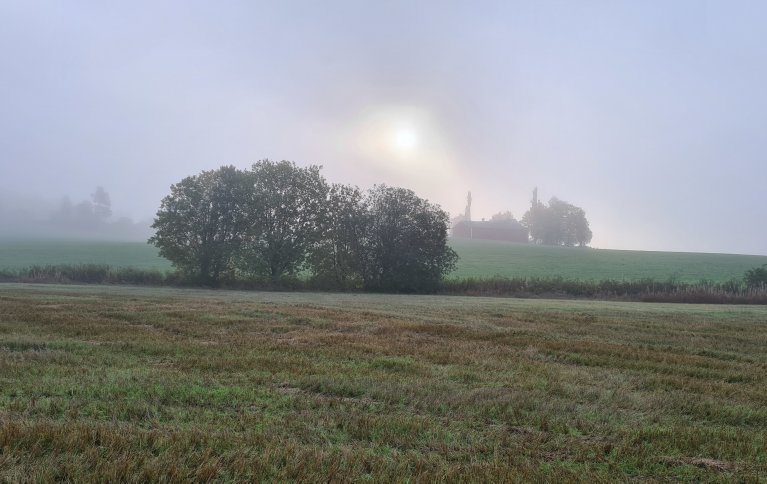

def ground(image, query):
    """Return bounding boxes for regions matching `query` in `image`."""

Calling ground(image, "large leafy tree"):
[149,166,248,285]
[241,160,329,280]
[359,185,457,292]
[569,206,592,247]
[522,197,592,247]
[309,183,369,288]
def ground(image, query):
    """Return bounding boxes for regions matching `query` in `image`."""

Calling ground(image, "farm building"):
[451,191,529,243]
[451,219,529,243]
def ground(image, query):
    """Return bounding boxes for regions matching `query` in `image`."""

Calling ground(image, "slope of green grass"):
[1,239,765,283]
[0,240,171,271]
[0,284,765,480]
[449,239,767,282]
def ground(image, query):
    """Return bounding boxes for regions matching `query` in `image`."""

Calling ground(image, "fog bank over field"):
[0,191,152,241]
[1,1,766,254]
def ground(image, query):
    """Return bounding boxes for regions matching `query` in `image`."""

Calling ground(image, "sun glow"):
[394,128,418,152]
[349,105,461,188]
[353,107,430,163]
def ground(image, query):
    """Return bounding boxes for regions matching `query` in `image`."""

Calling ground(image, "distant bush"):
[745,264,767,289]
[4,264,767,304]
[0,264,169,286]
[439,276,767,304]
[0,264,311,291]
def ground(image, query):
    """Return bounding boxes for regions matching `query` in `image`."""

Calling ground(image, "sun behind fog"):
[394,128,417,152]
[352,105,458,177]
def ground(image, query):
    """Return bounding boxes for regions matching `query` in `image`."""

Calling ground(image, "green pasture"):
[1,238,765,282]
[0,240,172,271]
[448,239,767,282]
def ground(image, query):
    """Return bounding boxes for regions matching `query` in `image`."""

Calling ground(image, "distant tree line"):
[5,263,767,304]
[149,161,458,291]
[0,186,151,241]
[52,186,112,229]
[521,197,592,247]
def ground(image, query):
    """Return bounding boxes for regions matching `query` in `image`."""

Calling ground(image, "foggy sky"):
[1,1,766,254]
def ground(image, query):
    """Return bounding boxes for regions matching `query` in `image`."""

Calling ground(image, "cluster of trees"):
[52,187,112,228]
[521,197,592,247]
[490,210,516,222]
[47,187,152,240]
[149,160,458,291]
[0,187,152,241]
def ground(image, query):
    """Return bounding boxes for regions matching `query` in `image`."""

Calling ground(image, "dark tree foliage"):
[309,183,368,289]
[359,185,458,292]
[745,264,767,288]
[150,164,459,291]
[149,166,247,285]
[241,160,329,281]
[522,197,592,247]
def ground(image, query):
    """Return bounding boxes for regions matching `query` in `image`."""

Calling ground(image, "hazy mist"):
[1,1,766,254]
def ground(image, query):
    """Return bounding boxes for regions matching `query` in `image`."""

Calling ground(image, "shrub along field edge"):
[439,276,767,304]
[1,264,766,304]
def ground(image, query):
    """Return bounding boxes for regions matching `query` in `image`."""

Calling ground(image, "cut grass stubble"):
[0,284,765,481]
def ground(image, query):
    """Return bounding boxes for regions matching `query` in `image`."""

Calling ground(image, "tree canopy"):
[521,197,592,247]
[150,164,457,291]
[490,210,516,222]
[359,185,458,293]
[241,160,329,280]
[309,183,368,289]
[149,166,247,285]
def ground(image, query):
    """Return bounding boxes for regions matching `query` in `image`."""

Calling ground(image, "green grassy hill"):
[0,240,172,271]
[449,239,767,283]
[1,239,765,283]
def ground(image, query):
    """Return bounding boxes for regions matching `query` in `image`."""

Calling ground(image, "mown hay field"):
[2,239,766,283]
[1,284,765,481]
